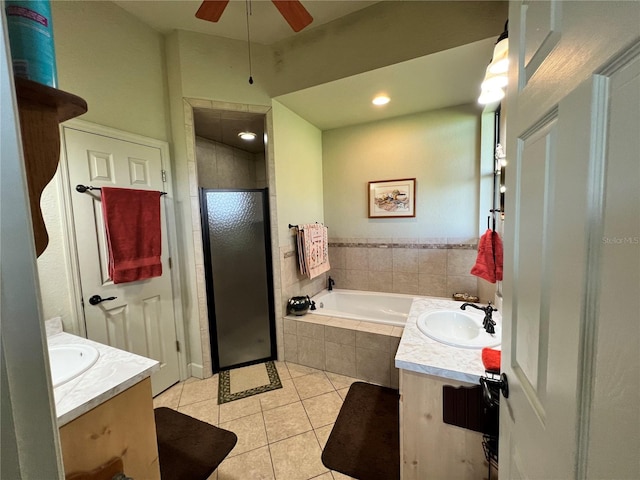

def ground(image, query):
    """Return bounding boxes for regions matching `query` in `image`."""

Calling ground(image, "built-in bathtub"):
[284,288,418,388]
[310,289,415,327]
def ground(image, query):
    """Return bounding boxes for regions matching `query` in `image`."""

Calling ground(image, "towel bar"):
[76,184,167,195]
[288,222,326,230]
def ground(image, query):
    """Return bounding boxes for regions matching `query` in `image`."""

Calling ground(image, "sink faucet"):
[328,276,335,291]
[460,302,497,334]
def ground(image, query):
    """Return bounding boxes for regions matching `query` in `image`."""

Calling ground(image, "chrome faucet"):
[328,276,335,291]
[460,302,497,334]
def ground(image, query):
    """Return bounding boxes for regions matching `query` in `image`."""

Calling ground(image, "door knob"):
[480,373,509,407]
[88,295,117,306]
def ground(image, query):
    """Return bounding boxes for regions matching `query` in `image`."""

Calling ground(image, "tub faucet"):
[460,302,497,334]
[328,276,335,291]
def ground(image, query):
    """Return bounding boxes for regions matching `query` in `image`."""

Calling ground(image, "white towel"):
[297,224,330,279]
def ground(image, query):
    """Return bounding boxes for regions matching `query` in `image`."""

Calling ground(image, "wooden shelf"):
[14,77,87,257]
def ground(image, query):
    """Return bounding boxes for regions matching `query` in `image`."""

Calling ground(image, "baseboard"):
[189,362,204,379]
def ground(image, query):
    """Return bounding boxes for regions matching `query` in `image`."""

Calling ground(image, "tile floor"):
[153,361,360,480]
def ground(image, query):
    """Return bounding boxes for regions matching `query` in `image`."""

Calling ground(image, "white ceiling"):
[114,1,496,149]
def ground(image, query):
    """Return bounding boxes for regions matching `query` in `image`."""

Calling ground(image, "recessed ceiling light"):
[238,131,256,140]
[372,95,390,106]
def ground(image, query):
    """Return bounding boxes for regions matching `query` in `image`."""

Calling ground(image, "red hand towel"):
[482,348,501,373]
[494,231,503,282]
[101,187,162,284]
[471,229,497,283]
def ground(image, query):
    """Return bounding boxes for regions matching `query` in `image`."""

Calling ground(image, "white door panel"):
[502,1,639,478]
[63,127,180,396]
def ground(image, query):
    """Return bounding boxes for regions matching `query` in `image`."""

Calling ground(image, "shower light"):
[238,131,256,141]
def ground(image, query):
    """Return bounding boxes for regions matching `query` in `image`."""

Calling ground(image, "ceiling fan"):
[196,0,313,33]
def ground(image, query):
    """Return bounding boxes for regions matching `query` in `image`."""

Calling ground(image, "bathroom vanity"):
[47,322,160,479]
[395,297,500,480]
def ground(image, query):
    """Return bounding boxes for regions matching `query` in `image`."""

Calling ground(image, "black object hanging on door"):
[200,188,277,372]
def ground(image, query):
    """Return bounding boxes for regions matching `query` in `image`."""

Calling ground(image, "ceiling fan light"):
[238,131,257,140]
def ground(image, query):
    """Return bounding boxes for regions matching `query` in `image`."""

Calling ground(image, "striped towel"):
[296,224,330,279]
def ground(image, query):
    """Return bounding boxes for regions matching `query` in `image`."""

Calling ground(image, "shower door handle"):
[88,295,117,306]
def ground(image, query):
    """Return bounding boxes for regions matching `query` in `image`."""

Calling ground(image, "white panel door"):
[63,127,180,396]
[501,1,640,478]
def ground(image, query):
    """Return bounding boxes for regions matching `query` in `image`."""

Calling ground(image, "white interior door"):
[62,126,180,396]
[501,1,639,478]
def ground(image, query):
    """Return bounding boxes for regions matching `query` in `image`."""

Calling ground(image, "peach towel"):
[470,229,503,283]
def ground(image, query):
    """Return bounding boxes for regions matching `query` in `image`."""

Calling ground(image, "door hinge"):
[161,169,167,182]
[168,257,172,269]
[176,340,180,352]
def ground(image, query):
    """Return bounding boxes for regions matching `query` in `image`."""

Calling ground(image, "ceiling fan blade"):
[271,0,313,32]
[195,0,230,22]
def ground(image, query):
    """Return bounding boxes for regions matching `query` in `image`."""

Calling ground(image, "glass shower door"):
[201,189,275,370]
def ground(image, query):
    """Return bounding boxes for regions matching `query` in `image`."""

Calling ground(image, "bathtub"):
[310,289,415,327]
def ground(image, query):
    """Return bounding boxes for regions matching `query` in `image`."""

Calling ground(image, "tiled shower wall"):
[196,136,266,189]
[327,238,479,299]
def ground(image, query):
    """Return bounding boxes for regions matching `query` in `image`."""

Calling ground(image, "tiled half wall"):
[284,314,403,389]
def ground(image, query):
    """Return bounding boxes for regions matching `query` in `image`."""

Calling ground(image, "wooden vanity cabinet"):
[14,77,87,257]
[58,378,160,480]
[399,369,488,480]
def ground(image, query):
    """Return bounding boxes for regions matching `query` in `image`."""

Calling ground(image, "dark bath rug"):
[154,407,237,480]
[321,381,400,480]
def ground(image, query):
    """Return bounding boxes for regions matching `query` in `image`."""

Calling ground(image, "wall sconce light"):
[479,21,508,105]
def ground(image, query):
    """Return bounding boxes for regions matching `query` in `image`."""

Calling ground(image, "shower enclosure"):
[200,188,276,371]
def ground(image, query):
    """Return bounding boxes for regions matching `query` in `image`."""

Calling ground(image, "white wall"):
[37,1,172,331]
[323,104,481,239]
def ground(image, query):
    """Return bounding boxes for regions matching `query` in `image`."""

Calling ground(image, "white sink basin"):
[48,344,100,387]
[416,310,501,349]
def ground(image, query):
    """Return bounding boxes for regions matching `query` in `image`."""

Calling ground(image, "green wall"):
[322,104,482,239]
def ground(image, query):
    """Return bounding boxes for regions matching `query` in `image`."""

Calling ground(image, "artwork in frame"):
[368,178,416,218]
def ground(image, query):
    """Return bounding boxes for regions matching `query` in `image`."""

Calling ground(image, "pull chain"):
[245,0,253,84]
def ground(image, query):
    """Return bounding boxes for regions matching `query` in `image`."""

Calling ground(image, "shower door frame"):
[200,187,278,373]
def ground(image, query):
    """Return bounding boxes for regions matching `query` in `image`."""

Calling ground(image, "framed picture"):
[368,178,416,218]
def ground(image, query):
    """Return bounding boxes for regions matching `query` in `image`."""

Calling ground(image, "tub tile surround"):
[283,313,403,389]
[327,237,482,300]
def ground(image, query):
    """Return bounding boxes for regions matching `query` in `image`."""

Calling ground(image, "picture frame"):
[368,178,416,218]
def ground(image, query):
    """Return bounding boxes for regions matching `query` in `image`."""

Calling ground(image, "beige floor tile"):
[324,372,359,391]
[219,395,262,423]
[263,401,312,443]
[331,471,357,479]
[337,387,351,400]
[259,378,300,411]
[219,412,268,457]
[273,360,291,380]
[302,392,344,429]
[217,446,275,480]
[177,398,219,425]
[207,471,217,480]
[286,362,324,378]
[292,372,335,400]
[313,424,334,450]
[310,473,334,480]
[269,431,329,480]
[180,376,218,406]
[153,382,183,409]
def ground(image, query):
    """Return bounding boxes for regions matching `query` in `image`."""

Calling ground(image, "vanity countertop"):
[47,331,159,427]
[395,297,501,384]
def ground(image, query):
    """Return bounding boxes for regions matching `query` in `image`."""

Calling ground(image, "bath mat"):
[322,381,400,480]
[218,361,282,404]
[154,407,237,480]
